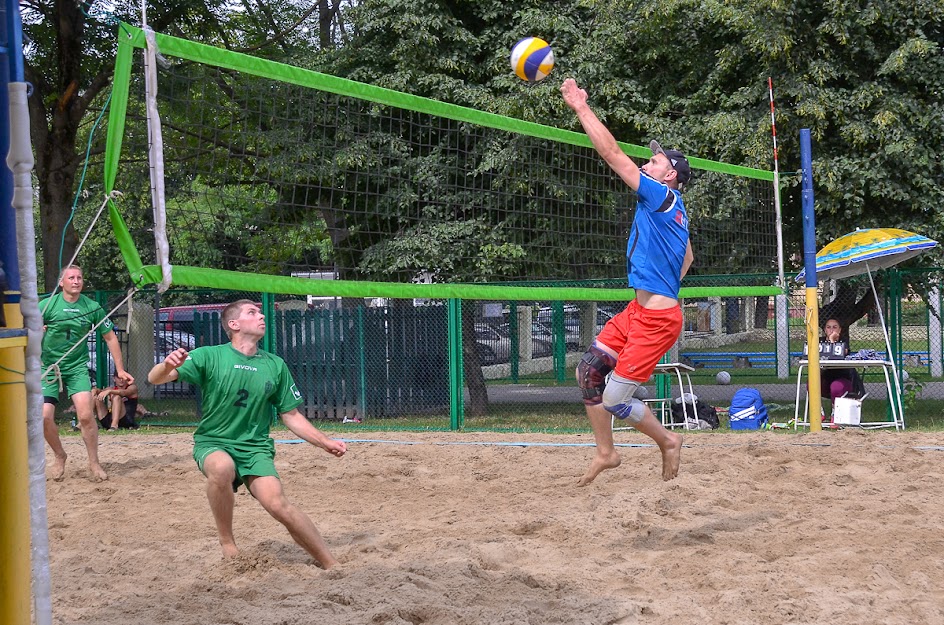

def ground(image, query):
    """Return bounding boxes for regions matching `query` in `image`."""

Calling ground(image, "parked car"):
[476,322,553,364]
[86,328,122,380]
[531,320,583,350]
[156,330,197,360]
[152,330,199,398]
[87,329,197,380]
[531,304,624,347]
[474,323,508,365]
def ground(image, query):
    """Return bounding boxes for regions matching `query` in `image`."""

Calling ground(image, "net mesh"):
[107,26,778,295]
[85,26,815,431]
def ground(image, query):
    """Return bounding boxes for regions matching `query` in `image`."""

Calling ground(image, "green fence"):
[60,271,944,432]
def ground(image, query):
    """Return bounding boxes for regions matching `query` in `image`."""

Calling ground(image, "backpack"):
[729,388,768,430]
[670,398,720,429]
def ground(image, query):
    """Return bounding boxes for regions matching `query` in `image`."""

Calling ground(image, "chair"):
[612,363,699,431]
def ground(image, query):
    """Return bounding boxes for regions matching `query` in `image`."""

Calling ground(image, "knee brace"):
[602,375,647,424]
[576,345,616,406]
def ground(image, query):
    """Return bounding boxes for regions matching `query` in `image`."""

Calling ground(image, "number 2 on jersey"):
[234,388,249,408]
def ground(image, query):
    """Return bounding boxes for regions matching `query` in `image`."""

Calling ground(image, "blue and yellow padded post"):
[2,6,34,615]
[799,129,822,432]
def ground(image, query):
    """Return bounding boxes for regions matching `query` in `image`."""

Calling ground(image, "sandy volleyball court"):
[44,429,944,625]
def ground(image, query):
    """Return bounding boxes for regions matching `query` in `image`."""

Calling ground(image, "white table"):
[613,362,699,431]
[794,359,904,430]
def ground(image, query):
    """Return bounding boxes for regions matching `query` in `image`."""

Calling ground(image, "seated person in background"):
[97,376,140,430]
[817,318,864,421]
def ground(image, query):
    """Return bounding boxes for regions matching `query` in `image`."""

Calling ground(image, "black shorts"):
[100,398,140,430]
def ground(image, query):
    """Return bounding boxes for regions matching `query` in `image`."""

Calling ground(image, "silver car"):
[475,323,553,364]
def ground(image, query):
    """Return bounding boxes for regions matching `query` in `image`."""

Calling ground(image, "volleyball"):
[716,371,731,385]
[510,37,555,82]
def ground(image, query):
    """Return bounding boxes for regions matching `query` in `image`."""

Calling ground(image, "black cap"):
[649,140,692,185]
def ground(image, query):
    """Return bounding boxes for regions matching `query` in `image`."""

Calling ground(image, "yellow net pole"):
[806,291,823,431]
[0,304,32,624]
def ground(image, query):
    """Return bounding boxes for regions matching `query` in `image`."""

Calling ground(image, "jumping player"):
[561,78,693,485]
[148,299,346,567]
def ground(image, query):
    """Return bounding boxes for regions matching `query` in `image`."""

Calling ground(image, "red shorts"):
[596,300,683,382]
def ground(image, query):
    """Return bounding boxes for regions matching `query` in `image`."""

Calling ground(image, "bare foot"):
[660,433,683,481]
[221,543,239,558]
[576,451,621,486]
[51,452,67,481]
[89,463,108,482]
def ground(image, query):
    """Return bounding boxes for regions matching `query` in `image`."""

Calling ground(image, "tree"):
[21,0,351,290]
[572,0,944,269]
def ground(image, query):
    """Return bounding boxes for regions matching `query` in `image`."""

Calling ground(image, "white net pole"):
[769,78,790,379]
[9,81,52,625]
[144,27,173,293]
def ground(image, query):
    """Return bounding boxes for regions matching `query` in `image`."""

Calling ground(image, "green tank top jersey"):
[39,293,114,371]
[176,344,304,453]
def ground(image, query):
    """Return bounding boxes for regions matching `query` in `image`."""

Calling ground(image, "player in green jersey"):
[41,266,134,481]
[148,299,346,568]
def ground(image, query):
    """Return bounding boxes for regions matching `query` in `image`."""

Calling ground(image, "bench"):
[680,351,792,369]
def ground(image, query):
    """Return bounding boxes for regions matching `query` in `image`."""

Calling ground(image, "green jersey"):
[176,344,304,453]
[39,293,113,371]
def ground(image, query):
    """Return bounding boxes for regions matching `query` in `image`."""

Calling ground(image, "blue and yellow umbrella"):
[797,228,938,282]
[796,228,937,429]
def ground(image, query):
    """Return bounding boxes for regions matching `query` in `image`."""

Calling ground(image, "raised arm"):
[281,408,347,458]
[148,347,187,384]
[561,78,641,191]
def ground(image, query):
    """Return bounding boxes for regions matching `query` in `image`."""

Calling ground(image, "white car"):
[87,329,197,379]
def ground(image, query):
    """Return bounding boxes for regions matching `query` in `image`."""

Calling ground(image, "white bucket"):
[833,396,862,425]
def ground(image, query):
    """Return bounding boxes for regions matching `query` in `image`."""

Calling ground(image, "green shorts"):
[193,442,279,492]
[42,364,92,402]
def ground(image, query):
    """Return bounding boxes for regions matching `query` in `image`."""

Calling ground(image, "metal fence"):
[60,269,944,431]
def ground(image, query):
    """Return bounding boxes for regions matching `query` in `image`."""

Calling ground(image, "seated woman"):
[817,318,864,421]
[96,376,140,430]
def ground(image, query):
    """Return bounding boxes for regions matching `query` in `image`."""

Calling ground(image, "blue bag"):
[729,388,768,430]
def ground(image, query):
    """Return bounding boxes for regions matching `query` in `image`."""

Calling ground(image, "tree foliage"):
[24,0,944,290]
[569,0,944,262]
[21,0,351,290]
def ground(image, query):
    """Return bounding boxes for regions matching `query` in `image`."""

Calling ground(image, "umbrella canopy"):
[796,228,938,282]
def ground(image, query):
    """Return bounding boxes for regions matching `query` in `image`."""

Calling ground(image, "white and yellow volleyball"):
[510,37,555,83]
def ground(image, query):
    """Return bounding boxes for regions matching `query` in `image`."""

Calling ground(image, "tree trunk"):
[28,0,89,291]
[319,0,339,49]
[37,154,80,292]
[754,296,769,329]
[462,303,488,417]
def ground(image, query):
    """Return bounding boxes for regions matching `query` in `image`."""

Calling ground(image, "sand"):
[43,428,944,625]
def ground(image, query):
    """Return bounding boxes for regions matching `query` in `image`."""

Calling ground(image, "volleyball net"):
[96,25,785,427]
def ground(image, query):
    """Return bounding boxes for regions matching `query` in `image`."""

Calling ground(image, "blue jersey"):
[626,173,690,298]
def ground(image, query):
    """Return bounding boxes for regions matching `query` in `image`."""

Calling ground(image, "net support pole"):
[1,75,31,624]
[769,79,790,379]
[7,79,52,625]
[800,129,822,431]
[447,299,463,430]
[143,27,173,292]
[929,285,942,377]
